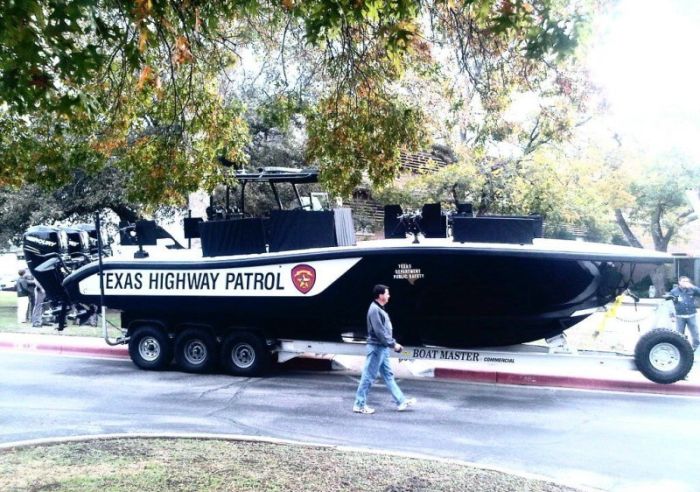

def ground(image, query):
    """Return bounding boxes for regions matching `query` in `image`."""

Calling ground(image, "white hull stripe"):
[78,258,362,297]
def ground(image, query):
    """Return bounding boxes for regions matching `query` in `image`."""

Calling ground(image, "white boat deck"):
[107,236,670,264]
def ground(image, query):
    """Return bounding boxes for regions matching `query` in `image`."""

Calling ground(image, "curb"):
[434,367,700,396]
[0,338,128,359]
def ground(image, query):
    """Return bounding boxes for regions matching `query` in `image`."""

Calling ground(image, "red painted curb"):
[0,341,128,359]
[35,343,129,358]
[434,368,700,396]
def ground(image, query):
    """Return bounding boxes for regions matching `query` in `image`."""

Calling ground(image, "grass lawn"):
[0,438,579,491]
[0,291,118,337]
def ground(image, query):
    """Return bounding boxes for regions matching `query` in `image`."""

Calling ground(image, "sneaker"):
[353,405,375,414]
[397,397,416,411]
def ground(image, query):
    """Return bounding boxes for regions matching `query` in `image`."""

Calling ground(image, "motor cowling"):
[23,226,68,274]
[63,226,92,268]
[74,223,110,257]
[22,226,71,306]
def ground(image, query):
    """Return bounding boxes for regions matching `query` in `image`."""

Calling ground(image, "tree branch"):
[614,209,643,248]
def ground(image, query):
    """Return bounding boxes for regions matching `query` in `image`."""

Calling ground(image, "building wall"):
[346,147,455,239]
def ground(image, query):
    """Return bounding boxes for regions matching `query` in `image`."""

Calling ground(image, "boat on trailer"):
[23,166,694,383]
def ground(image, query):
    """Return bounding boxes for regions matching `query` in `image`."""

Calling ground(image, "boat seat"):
[452,216,536,244]
[420,203,448,238]
[384,204,406,239]
[455,203,473,216]
[199,218,267,256]
[183,217,204,239]
[269,210,337,252]
[481,214,543,238]
[267,209,355,252]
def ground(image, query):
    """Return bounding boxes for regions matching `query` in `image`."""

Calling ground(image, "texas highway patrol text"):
[104,271,284,291]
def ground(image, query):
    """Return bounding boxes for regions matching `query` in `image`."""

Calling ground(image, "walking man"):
[670,276,700,350]
[353,284,416,414]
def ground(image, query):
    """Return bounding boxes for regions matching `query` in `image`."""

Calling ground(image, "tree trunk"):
[110,204,140,224]
[614,209,643,248]
[650,205,669,252]
[651,265,667,297]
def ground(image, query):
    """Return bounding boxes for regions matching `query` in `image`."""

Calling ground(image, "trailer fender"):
[126,318,168,335]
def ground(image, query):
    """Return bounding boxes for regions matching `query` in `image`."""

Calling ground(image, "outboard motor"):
[23,225,99,330]
[23,226,68,267]
[63,226,92,268]
[74,223,111,258]
[22,226,72,323]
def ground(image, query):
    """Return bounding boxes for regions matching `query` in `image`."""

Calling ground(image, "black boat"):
[61,234,666,348]
[23,166,690,382]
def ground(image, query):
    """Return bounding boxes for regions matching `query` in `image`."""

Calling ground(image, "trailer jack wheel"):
[128,326,173,371]
[634,328,694,384]
[221,332,270,376]
[175,328,218,373]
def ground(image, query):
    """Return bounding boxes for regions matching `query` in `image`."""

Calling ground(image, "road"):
[1,352,699,491]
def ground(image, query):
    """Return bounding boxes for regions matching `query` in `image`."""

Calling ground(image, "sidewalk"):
[2,331,700,397]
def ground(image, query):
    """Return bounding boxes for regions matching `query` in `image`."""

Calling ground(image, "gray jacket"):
[366,301,396,347]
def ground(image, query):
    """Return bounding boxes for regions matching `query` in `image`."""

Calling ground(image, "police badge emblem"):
[291,264,316,294]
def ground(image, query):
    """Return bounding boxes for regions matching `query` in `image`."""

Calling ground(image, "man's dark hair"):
[373,284,389,299]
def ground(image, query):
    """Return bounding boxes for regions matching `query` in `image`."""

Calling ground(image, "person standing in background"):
[670,276,700,351]
[23,270,36,322]
[15,269,30,324]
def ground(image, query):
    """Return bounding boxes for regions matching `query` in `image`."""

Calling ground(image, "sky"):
[587,0,700,162]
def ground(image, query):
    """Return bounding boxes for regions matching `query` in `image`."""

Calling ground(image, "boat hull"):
[63,245,627,347]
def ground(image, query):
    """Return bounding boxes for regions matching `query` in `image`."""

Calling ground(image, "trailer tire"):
[128,326,173,371]
[220,332,270,376]
[634,328,694,384]
[174,328,218,373]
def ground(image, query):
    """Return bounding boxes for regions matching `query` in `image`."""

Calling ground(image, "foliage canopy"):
[0,0,591,206]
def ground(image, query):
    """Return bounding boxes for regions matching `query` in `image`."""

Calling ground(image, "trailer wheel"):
[174,328,218,373]
[634,328,694,384]
[128,326,173,371]
[220,332,270,376]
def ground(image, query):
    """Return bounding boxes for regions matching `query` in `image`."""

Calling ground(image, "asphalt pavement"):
[2,351,700,492]
[1,331,700,396]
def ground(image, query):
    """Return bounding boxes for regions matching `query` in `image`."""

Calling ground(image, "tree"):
[0,0,594,204]
[615,154,700,252]
[375,141,625,241]
[0,165,143,247]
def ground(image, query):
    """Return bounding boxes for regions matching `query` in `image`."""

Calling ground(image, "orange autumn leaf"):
[137,65,154,90]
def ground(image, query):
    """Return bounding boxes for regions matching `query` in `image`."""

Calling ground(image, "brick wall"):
[346,147,455,237]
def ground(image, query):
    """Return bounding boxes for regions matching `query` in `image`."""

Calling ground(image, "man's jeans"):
[354,344,405,408]
[676,315,700,349]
